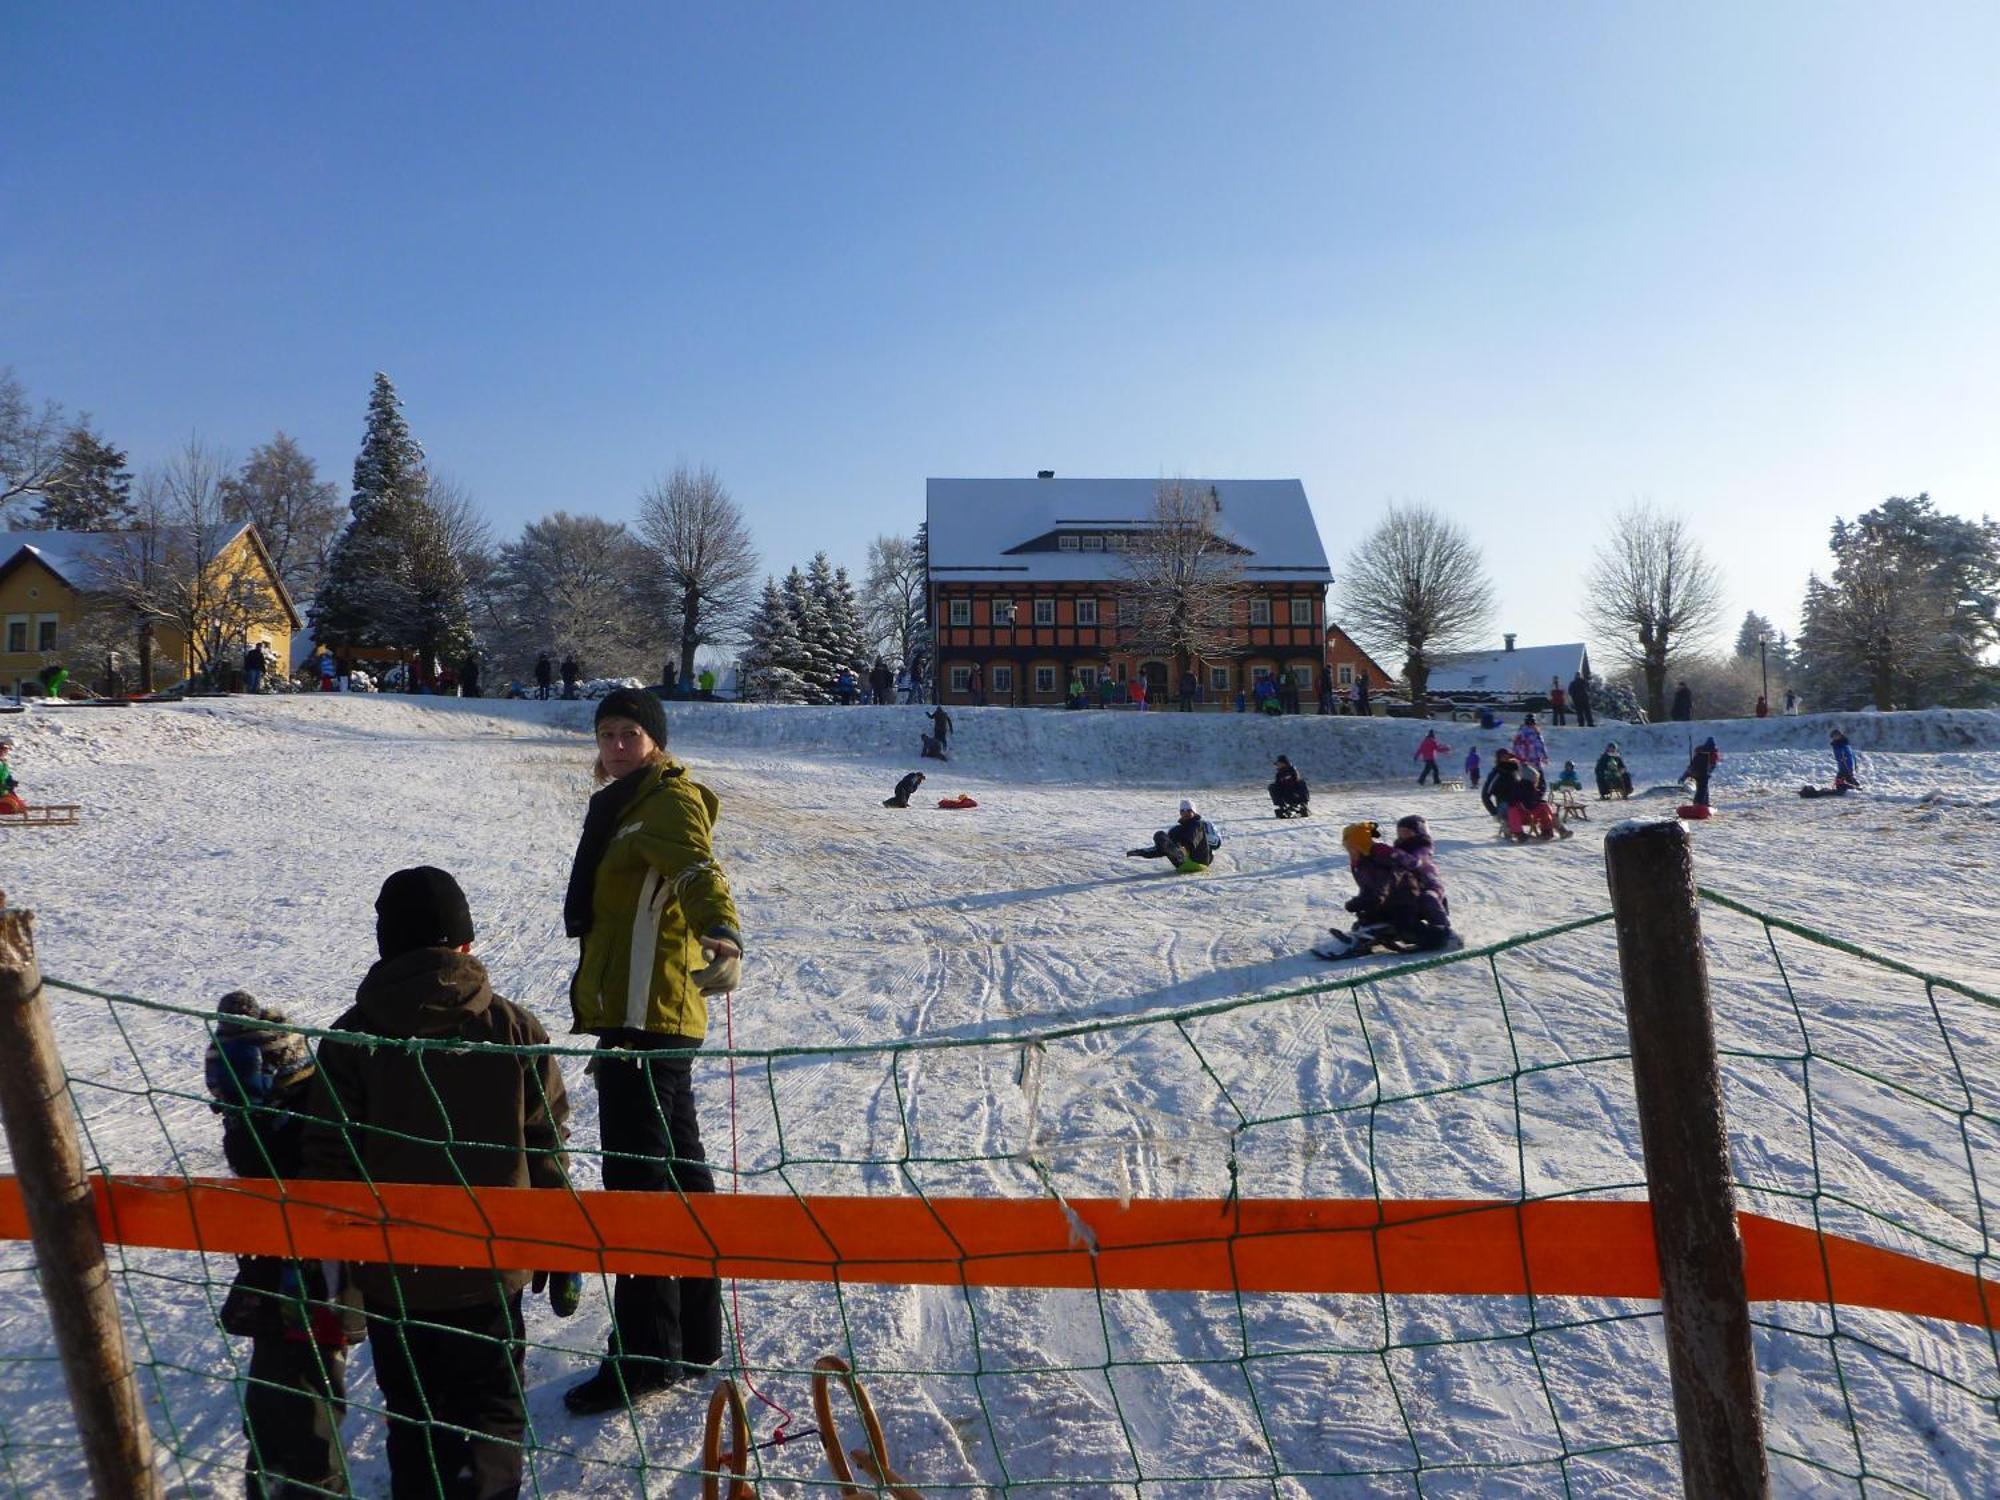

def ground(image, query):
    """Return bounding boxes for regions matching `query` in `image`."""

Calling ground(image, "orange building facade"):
[926,476,1335,708]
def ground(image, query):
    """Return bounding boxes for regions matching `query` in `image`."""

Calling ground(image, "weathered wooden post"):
[0,909,160,1498]
[1603,820,1769,1499]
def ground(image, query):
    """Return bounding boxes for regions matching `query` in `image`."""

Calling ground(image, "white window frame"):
[1289,598,1313,626]
[948,599,970,626]
[1337,663,1354,686]
[1075,598,1098,626]
[1292,664,1315,688]
[4,616,26,654]
[1106,533,1126,551]
[1209,665,1231,693]
[1034,666,1056,693]
[1057,535,1080,551]
[991,665,1013,694]
[36,614,59,652]
[991,600,1014,626]
[1033,599,1056,626]
[1251,664,1274,685]
[949,666,971,693]
[1079,666,1097,688]
[1082,534,1104,551]
[1249,599,1272,626]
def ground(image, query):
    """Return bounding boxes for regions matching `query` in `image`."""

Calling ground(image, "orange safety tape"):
[0,1177,1988,1332]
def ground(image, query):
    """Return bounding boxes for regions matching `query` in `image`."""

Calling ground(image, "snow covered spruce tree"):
[1583,504,1725,722]
[780,564,839,702]
[739,576,813,702]
[635,462,760,687]
[806,551,869,676]
[1116,479,1248,694]
[1796,494,2000,710]
[313,373,471,670]
[1337,503,1494,712]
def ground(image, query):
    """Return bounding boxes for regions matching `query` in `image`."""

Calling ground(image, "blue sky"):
[5,3,1997,656]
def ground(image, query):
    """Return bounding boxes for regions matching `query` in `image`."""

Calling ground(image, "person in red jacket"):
[1548,676,1567,726]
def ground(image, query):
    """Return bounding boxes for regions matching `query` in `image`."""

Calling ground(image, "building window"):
[1079,666,1097,689]
[1058,535,1080,551]
[991,600,1014,626]
[36,617,58,652]
[1035,666,1056,693]
[949,599,970,626]
[1292,664,1315,688]
[1106,534,1126,550]
[4,618,24,654]
[1249,599,1272,626]
[1209,665,1230,693]
[991,665,1013,694]
[1290,598,1313,626]
[1082,535,1104,551]
[1075,598,1098,626]
[949,666,971,693]
[1337,664,1353,686]
[1251,664,1274,684]
[1034,599,1056,626]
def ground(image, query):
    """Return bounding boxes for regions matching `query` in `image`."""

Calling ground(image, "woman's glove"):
[692,934,742,995]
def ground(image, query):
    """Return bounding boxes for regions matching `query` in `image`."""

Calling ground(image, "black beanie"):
[595,687,668,752]
[376,866,475,960]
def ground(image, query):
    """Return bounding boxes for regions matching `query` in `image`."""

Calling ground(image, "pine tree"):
[1733,611,1776,661]
[33,425,133,530]
[807,552,869,675]
[313,373,467,659]
[739,577,811,702]
[781,565,838,702]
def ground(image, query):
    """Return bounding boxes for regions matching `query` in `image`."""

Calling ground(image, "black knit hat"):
[376,866,475,959]
[595,687,668,752]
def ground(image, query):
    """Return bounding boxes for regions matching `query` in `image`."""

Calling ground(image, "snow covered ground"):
[0,695,1995,1496]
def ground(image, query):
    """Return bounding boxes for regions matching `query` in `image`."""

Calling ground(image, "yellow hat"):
[1341,822,1379,859]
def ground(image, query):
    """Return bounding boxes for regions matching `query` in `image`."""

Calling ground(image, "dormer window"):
[1106,534,1126,550]
[1058,535,1080,551]
[1082,535,1104,551]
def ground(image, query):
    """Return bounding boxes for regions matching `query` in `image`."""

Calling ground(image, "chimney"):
[1036,470,1055,479]
[1503,633,1516,652]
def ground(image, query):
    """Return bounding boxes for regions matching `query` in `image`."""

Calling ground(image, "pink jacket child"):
[1510,716,1548,771]
[1414,731,1452,785]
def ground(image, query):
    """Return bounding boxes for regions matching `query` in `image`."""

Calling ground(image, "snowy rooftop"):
[926,477,1333,584]
[1426,641,1589,696]
[0,523,259,592]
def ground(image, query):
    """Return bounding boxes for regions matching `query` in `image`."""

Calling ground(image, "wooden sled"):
[0,805,79,828]
[699,1357,923,1500]
[1552,788,1588,822]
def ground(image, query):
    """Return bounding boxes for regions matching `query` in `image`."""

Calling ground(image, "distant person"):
[883,770,925,808]
[663,661,680,698]
[1269,755,1310,817]
[1178,669,1197,713]
[1683,736,1721,809]
[869,658,893,705]
[1068,674,1086,710]
[1568,673,1593,728]
[1353,677,1370,716]
[460,653,481,699]
[319,650,336,693]
[1784,688,1799,716]
[1318,673,1335,716]
[1129,674,1148,712]
[1594,743,1633,800]
[1830,729,1859,791]
[535,654,553,701]
[1127,798,1219,872]
[1414,729,1450,786]
[1554,760,1582,792]
[1463,746,1481,790]
[561,655,581,700]
[1098,672,1117,709]
[1548,676,1566,726]
[968,662,986,705]
[1510,714,1548,773]
[927,704,953,753]
[242,642,266,695]
[1671,680,1693,722]
[698,667,716,698]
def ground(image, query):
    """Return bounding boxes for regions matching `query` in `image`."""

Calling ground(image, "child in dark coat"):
[207,991,363,1500]
[1268,756,1310,817]
[883,771,926,807]
[1683,737,1721,809]
[1322,820,1456,956]
[1127,798,1220,871]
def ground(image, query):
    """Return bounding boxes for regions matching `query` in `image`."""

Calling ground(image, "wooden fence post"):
[0,909,160,1499]
[1603,820,1769,1499]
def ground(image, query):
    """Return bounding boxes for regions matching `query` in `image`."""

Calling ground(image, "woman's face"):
[596,717,656,780]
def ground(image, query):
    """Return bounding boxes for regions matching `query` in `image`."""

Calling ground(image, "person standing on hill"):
[535,653,553,701]
[927,704,953,754]
[1548,676,1566,726]
[561,655,581,700]
[1671,681,1693,721]
[1414,730,1450,785]
[1683,736,1721,809]
[562,689,743,1416]
[1569,673,1593,728]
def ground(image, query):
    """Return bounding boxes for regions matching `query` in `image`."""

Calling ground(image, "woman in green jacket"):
[561,688,744,1416]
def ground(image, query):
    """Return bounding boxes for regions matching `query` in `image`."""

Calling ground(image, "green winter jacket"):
[568,758,742,1041]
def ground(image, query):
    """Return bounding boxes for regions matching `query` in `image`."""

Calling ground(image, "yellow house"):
[0,524,301,696]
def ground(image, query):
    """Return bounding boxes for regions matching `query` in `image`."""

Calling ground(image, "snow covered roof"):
[0,523,301,628]
[1425,641,1590,697]
[926,478,1333,584]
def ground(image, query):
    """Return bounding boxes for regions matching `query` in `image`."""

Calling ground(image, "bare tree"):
[1114,479,1249,690]
[217,432,344,598]
[1584,505,1726,722]
[0,368,68,523]
[861,533,926,669]
[420,471,499,649]
[635,463,760,683]
[90,441,292,689]
[488,512,662,681]
[1337,504,1496,709]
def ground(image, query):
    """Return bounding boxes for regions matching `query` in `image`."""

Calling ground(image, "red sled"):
[1678,804,1713,820]
[936,795,978,810]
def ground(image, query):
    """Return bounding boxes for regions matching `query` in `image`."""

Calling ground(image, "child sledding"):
[1269,756,1310,817]
[1316,817,1459,959]
[1480,749,1571,842]
[0,737,80,826]
[883,771,925,808]
[1801,730,1861,798]
[1127,798,1220,874]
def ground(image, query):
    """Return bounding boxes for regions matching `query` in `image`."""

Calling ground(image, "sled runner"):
[1314,926,1463,961]
[0,804,79,828]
